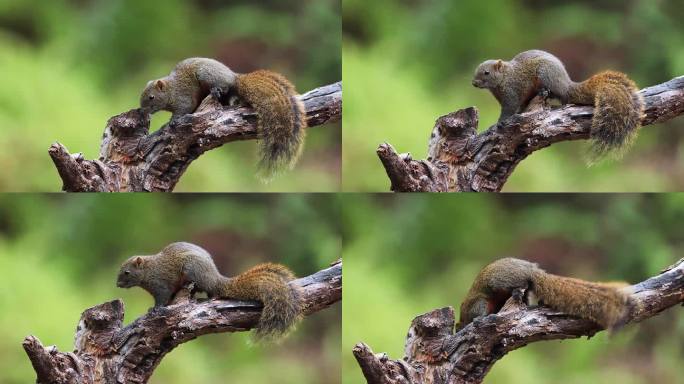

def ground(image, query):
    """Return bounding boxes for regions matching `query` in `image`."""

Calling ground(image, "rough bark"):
[353,258,684,384]
[23,260,342,384]
[49,82,342,192]
[378,75,684,192]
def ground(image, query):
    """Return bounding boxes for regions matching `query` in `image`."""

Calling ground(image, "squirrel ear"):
[494,60,503,70]
[134,256,143,267]
[154,79,166,91]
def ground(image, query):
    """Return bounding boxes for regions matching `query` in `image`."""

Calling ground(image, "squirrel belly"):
[472,50,644,161]
[458,257,632,331]
[139,57,306,179]
[116,242,302,341]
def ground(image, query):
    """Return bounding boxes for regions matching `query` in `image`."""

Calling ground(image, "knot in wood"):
[82,300,124,330]
[410,307,456,338]
[105,109,150,138]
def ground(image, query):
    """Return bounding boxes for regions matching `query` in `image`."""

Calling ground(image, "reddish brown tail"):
[568,71,643,163]
[236,71,306,181]
[534,272,631,330]
[218,263,302,341]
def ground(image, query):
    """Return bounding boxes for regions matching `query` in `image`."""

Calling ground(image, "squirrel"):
[472,50,644,162]
[140,57,306,180]
[458,258,632,331]
[116,242,302,341]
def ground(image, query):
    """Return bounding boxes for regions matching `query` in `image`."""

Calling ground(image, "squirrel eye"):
[149,95,155,100]
[484,70,490,75]
[124,270,130,275]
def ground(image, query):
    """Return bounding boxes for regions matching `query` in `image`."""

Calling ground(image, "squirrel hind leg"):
[228,94,241,107]
[213,86,242,107]
[538,88,564,107]
[525,287,540,306]
[210,86,231,104]
[537,88,550,100]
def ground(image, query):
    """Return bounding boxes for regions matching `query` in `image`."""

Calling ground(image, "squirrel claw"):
[228,94,241,107]
[168,116,185,129]
[538,88,550,99]
[210,87,225,102]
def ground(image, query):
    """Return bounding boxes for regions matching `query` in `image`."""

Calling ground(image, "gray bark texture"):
[378,76,684,192]
[353,258,684,384]
[23,260,342,384]
[49,82,342,192]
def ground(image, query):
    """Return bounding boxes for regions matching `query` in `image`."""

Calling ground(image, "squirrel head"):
[472,59,506,89]
[117,256,147,288]
[140,79,171,114]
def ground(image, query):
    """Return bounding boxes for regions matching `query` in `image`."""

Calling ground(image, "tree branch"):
[49,81,342,192]
[378,76,684,192]
[23,260,342,384]
[352,258,684,384]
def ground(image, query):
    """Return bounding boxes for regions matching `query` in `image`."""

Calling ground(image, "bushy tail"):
[236,70,306,181]
[534,272,631,330]
[219,263,302,342]
[568,71,643,163]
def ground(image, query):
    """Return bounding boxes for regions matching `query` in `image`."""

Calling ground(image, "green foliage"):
[0,194,340,384]
[0,0,341,191]
[77,0,198,84]
[342,194,684,384]
[342,0,684,191]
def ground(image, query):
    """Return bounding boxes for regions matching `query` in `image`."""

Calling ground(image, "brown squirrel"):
[472,50,644,161]
[116,242,302,341]
[140,58,306,180]
[458,258,632,331]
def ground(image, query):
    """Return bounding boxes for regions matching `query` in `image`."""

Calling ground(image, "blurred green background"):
[342,0,684,191]
[342,194,684,384]
[0,0,341,192]
[0,194,341,384]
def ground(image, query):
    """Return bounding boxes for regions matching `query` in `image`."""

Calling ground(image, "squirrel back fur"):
[117,242,302,341]
[472,50,644,161]
[459,257,632,331]
[140,58,306,179]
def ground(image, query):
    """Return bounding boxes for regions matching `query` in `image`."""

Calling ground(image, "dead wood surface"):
[378,76,684,192]
[49,81,341,192]
[353,258,684,384]
[23,260,341,384]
